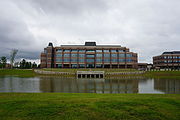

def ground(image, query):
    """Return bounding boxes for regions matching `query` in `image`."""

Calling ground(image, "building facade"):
[153,51,180,69]
[41,42,138,68]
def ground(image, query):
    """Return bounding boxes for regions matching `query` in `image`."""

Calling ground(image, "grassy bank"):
[145,71,180,79]
[0,93,179,120]
[0,69,36,77]
[1,69,180,78]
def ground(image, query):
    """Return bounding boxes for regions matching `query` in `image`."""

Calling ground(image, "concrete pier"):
[77,71,104,79]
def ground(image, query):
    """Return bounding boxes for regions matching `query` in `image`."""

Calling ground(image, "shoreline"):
[0,69,180,79]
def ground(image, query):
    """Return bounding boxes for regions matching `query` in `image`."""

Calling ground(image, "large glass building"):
[40,42,138,68]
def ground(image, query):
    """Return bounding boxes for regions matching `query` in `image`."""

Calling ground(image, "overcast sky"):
[0,0,180,63]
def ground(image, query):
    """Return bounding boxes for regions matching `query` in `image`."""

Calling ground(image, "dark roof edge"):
[162,51,180,55]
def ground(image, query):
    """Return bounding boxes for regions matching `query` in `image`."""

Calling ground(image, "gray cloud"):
[0,0,180,63]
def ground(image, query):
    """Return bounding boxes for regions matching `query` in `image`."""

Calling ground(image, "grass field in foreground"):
[0,93,180,120]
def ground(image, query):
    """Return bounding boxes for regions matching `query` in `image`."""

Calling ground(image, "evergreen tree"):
[32,62,37,68]
[20,59,26,69]
[1,56,7,68]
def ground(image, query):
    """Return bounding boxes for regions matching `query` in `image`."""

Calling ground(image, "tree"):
[0,58,2,68]
[14,62,20,68]
[32,62,37,68]
[10,49,18,69]
[1,56,7,68]
[20,59,26,69]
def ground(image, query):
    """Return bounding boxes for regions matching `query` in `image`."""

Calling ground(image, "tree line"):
[0,49,39,69]
[0,57,39,69]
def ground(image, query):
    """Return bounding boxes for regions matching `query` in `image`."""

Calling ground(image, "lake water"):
[0,76,180,94]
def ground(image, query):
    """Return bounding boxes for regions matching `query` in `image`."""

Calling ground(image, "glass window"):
[111,50,117,52]
[64,58,70,62]
[44,49,47,53]
[64,49,71,52]
[86,54,95,58]
[79,64,85,68]
[118,50,124,52]
[111,54,117,57]
[173,56,177,59]
[119,54,125,58]
[104,50,110,52]
[96,58,102,62]
[79,54,85,57]
[64,54,70,57]
[104,59,110,63]
[111,59,118,62]
[79,50,85,52]
[79,59,84,62]
[71,54,78,57]
[56,58,62,62]
[126,59,132,62]
[71,64,78,68]
[168,60,172,63]
[56,54,62,57]
[168,56,172,59]
[87,59,95,62]
[71,59,77,62]
[164,56,167,59]
[56,64,62,68]
[56,49,62,52]
[104,54,110,57]
[96,64,103,68]
[96,54,103,57]
[127,54,132,57]
[96,50,103,52]
[119,59,125,62]
[71,49,78,52]
[86,50,95,52]
[86,64,95,68]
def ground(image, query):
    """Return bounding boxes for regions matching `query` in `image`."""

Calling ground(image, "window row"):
[56,49,126,53]
[56,53,133,58]
[56,58,133,63]
[56,64,133,68]
[164,56,180,59]
[164,60,180,63]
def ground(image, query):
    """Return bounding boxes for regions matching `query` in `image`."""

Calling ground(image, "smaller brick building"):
[153,51,180,69]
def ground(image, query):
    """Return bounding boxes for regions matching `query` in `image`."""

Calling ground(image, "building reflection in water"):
[39,76,141,93]
[0,76,179,94]
[154,79,180,94]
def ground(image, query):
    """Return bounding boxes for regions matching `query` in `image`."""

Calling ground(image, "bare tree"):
[10,49,18,69]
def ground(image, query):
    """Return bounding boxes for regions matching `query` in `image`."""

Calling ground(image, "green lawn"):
[145,71,180,79]
[0,93,180,120]
[0,69,36,77]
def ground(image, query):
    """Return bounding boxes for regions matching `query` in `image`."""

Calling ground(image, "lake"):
[0,76,179,94]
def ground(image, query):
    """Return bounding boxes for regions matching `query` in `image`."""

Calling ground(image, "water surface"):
[0,76,179,94]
